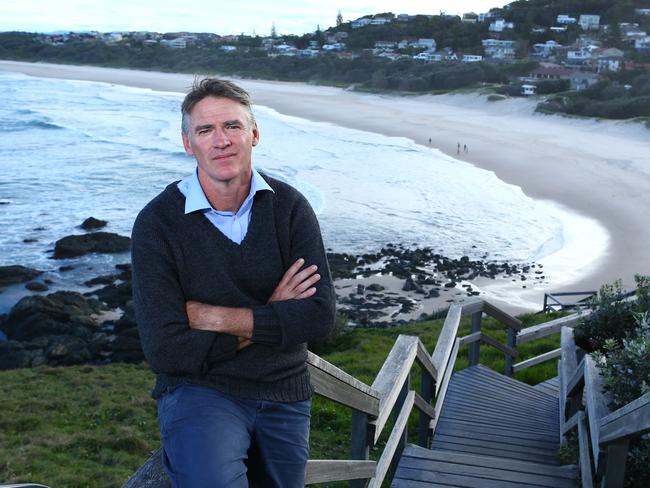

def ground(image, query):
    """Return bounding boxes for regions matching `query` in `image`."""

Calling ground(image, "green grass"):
[0,311,565,487]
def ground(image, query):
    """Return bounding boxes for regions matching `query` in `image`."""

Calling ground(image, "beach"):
[2,60,649,313]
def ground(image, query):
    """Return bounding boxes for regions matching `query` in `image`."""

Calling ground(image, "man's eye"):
[227,124,241,130]
[198,129,210,135]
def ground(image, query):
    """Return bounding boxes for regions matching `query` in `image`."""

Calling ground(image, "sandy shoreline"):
[2,60,650,313]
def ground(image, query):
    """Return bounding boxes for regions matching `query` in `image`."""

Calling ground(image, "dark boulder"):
[0,265,43,289]
[89,281,133,309]
[46,335,92,365]
[25,281,49,292]
[366,283,385,292]
[4,291,101,341]
[54,232,131,259]
[80,217,108,230]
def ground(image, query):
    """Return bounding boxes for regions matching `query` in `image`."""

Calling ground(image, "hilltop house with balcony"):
[489,19,514,32]
[482,39,516,59]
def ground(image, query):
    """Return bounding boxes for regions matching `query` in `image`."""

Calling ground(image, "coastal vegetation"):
[572,275,650,487]
[0,311,564,487]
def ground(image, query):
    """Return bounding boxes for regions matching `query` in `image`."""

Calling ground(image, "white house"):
[532,40,562,58]
[322,43,346,51]
[579,15,600,30]
[371,17,392,25]
[566,47,593,65]
[413,52,442,62]
[489,19,514,32]
[556,15,577,25]
[636,36,650,52]
[478,12,495,22]
[521,84,536,96]
[550,26,568,33]
[220,45,237,52]
[462,54,483,63]
[635,9,650,16]
[414,38,436,50]
[297,49,320,58]
[351,18,372,29]
[482,39,516,59]
[374,41,397,49]
[160,38,186,49]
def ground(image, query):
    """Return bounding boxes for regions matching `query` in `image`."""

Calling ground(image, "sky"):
[0,1,510,36]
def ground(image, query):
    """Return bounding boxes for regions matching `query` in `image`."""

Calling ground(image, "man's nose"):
[212,129,231,148]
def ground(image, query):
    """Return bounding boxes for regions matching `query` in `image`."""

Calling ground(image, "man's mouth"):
[212,153,236,160]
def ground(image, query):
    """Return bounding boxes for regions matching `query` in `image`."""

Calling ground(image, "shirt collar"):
[183,168,273,215]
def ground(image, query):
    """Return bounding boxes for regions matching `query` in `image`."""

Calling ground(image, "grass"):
[0,311,566,487]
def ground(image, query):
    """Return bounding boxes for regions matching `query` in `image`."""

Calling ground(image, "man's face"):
[182,96,259,185]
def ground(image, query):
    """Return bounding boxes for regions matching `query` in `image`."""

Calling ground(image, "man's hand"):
[268,258,321,303]
[185,301,253,338]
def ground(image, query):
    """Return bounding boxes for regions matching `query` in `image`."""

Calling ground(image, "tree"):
[336,10,343,27]
[271,22,277,39]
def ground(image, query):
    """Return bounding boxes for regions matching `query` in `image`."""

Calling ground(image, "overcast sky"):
[0,1,510,36]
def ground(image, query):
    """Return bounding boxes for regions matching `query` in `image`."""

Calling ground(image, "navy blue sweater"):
[131,175,336,401]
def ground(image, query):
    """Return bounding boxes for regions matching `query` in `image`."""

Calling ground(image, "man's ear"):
[252,124,260,147]
[182,131,194,156]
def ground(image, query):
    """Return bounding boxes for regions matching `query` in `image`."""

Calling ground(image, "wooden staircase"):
[393,365,578,487]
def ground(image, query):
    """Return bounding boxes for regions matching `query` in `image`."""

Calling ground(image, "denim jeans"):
[157,384,311,488]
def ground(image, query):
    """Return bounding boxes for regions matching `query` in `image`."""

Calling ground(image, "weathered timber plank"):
[517,313,584,345]
[413,391,436,421]
[305,459,376,484]
[480,331,519,359]
[431,433,558,458]
[437,410,557,436]
[562,411,581,435]
[431,338,459,433]
[307,351,378,397]
[600,440,629,488]
[395,465,554,488]
[459,298,484,316]
[449,372,558,407]
[584,355,610,471]
[438,419,559,442]
[458,331,482,346]
[308,364,379,416]
[458,365,557,401]
[400,445,577,478]
[483,300,523,331]
[599,391,650,445]
[428,439,559,465]
[398,456,576,487]
[513,347,561,373]
[577,411,594,488]
[370,334,418,444]
[431,304,462,392]
[565,357,585,398]
[367,391,415,488]
[415,338,437,384]
[435,425,559,450]
[438,398,559,427]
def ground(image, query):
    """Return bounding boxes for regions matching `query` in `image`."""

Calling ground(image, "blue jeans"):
[157,384,311,488]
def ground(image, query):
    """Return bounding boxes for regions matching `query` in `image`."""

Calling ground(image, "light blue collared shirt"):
[177,168,274,244]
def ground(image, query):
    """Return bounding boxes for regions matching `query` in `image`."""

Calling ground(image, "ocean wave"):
[1,118,65,132]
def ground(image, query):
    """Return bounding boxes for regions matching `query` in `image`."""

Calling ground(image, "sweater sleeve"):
[131,208,239,375]
[251,192,336,349]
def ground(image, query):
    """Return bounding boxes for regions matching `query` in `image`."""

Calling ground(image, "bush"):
[574,279,638,351]
[593,311,650,488]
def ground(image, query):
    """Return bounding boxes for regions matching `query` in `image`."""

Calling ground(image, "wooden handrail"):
[517,312,584,345]
[599,391,650,446]
[370,335,419,443]
[431,304,462,394]
[307,352,380,416]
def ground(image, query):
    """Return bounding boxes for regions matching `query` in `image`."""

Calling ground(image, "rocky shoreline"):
[0,219,546,370]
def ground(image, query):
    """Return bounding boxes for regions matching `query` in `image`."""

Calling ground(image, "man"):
[131,78,336,487]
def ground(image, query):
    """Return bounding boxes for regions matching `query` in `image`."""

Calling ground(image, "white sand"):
[2,60,649,314]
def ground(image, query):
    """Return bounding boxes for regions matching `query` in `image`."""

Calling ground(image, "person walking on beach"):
[457,142,460,154]
[131,78,336,487]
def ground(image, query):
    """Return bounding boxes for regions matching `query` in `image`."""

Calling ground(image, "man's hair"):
[181,78,255,135]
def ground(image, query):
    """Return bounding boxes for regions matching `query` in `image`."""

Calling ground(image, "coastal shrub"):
[575,276,650,352]
[593,312,650,488]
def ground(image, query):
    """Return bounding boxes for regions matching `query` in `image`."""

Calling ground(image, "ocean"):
[0,71,609,311]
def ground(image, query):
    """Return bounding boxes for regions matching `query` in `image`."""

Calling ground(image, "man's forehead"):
[189,96,247,117]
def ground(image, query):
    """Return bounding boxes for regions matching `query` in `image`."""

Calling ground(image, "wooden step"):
[392,445,577,488]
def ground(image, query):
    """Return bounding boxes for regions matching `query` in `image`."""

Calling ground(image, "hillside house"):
[351,18,372,29]
[482,39,516,59]
[462,54,483,62]
[521,84,536,96]
[579,15,600,30]
[532,40,562,59]
[489,19,514,32]
[636,36,650,52]
[462,13,478,23]
[592,48,625,72]
[413,38,436,50]
[557,15,577,25]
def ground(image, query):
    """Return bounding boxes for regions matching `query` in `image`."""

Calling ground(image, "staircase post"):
[418,368,434,447]
[505,328,516,377]
[469,311,482,366]
[350,410,371,488]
